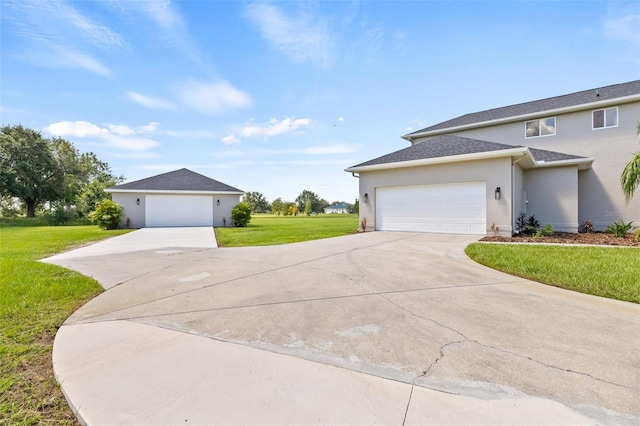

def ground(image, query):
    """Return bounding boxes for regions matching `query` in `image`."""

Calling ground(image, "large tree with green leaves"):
[295,189,328,214]
[0,125,122,218]
[242,191,270,213]
[620,121,640,203]
[0,125,64,217]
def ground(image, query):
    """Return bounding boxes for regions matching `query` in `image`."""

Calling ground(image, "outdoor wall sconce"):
[363,193,369,204]
[495,187,501,200]
[136,198,140,205]
[216,199,220,206]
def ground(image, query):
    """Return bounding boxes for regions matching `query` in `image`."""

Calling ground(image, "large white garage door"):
[146,195,213,227]
[376,182,486,234]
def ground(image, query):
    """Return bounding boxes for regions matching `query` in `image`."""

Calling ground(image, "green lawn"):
[215,214,359,247]
[0,224,130,425]
[465,243,640,303]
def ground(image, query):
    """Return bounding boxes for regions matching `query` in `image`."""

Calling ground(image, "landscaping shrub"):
[515,212,540,235]
[580,219,595,233]
[231,202,252,227]
[606,220,634,237]
[635,228,640,242]
[535,224,554,238]
[88,199,123,230]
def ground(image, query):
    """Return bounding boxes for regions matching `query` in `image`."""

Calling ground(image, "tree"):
[0,125,64,217]
[242,191,270,213]
[304,199,312,216]
[621,120,640,203]
[295,189,326,214]
[271,197,284,216]
[231,202,252,227]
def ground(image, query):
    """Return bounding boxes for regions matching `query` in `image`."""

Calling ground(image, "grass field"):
[465,243,640,303]
[0,225,130,425]
[215,214,359,247]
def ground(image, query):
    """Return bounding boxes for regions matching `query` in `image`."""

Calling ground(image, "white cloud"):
[45,120,159,152]
[222,134,240,145]
[337,117,344,122]
[604,14,640,45]
[139,122,160,133]
[244,2,333,68]
[240,117,311,139]
[4,0,123,77]
[108,124,136,136]
[174,80,253,115]
[257,144,357,155]
[46,121,108,137]
[127,91,175,110]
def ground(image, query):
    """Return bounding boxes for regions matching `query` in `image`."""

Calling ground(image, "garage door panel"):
[146,195,213,227]
[376,182,486,235]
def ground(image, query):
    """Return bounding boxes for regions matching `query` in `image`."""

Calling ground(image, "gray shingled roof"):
[109,168,243,192]
[349,135,588,169]
[406,80,640,136]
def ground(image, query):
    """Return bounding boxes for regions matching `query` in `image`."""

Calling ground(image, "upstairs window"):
[593,107,618,129]
[525,117,556,138]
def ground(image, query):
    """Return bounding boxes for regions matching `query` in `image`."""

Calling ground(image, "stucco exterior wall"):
[413,100,640,230]
[358,157,513,235]
[523,166,579,232]
[213,194,242,227]
[112,193,146,228]
[111,192,242,228]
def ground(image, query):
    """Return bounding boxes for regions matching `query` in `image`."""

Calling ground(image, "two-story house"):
[346,80,640,235]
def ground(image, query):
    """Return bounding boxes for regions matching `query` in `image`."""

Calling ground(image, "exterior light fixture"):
[136,198,140,205]
[495,187,501,200]
[364,193,369,204]
[216,199,220,206]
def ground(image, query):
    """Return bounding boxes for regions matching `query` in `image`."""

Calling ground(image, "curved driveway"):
[46,231,639,425]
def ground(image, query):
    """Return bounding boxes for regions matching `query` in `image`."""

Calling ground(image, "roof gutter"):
[345,147,529,173]
[105,189,245,195]
[403,93,640,141]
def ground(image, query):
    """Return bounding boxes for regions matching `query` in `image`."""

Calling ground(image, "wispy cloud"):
[44,120,159,151]
[244,2,334,68]
[604,13,640,45]
[127,91,175,110]
[174,80,253,116]
[239,117,310,139]
[257,144,357,155]
[4,0,125,76]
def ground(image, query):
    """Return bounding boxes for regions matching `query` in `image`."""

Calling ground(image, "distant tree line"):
[242,190,358,217]
[0,124,123,222]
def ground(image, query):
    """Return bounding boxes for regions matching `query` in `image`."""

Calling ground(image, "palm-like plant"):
[620,121,640,203]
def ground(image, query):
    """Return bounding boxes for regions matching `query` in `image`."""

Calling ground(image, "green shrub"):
[535,224,554,238]
[635,228,640,242]
[88,199,123,230]
[515,212,540,235]
[606,220,634,238]
[231,202,252,227]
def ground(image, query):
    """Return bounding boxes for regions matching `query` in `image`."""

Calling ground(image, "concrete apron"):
[49,231,640,425]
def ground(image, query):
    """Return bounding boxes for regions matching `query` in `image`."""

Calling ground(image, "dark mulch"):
[481,232,640,247]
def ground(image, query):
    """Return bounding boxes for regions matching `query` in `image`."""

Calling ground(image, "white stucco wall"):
[357,157,513,235]
[111,192,242,228]
[523,166,579,232]
[112,193,146,228]
[414,100,640,230]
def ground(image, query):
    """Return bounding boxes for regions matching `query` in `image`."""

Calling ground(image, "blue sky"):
[1,1,639,204]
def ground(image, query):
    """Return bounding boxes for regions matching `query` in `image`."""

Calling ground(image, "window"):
[525,117,556,138]
[593,107,618,129]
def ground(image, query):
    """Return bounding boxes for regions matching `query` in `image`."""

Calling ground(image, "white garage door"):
[145,195,213,227]
[376,182,486,234]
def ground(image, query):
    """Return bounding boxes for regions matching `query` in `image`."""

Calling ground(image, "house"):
[346,81,640,235]
[106,168,244,228]
[324,203,351,214]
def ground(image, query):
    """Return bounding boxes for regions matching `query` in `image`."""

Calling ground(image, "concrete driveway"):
[46,231,639,425]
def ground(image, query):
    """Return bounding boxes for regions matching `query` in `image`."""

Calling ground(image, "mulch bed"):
[481,232,640,247]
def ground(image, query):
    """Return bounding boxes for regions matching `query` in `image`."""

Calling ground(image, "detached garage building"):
[106,168,244,228]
